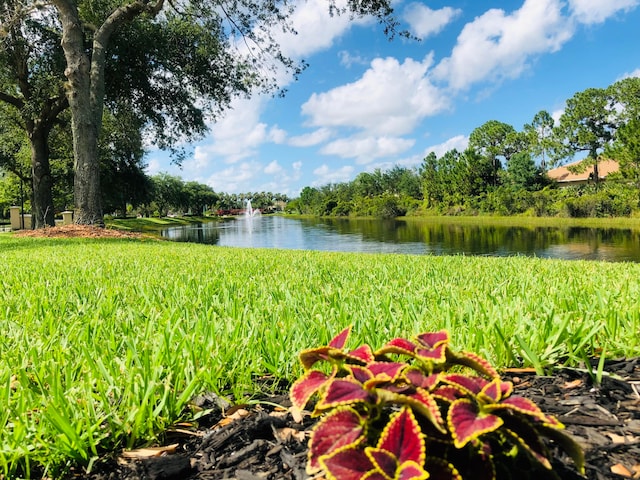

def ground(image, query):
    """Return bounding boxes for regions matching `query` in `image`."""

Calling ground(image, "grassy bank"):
[1,234,639,477]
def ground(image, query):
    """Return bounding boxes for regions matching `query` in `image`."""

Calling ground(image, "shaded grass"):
[0,234,639,477]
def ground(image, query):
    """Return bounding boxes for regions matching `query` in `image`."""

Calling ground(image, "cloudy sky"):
[147,0,640,197]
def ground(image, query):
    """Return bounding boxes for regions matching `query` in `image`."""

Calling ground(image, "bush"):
[292,327,585,480]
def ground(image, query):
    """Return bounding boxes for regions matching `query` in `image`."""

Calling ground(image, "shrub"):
[291,327,584,480]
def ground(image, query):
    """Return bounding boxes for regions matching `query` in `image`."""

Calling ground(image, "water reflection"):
[160,216,640,262]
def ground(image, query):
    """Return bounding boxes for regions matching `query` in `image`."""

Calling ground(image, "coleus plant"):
[290,327,585,480]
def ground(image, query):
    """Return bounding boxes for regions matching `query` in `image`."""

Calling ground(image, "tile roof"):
[546,158,619,183]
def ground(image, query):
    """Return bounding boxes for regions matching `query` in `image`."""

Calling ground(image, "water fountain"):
[244,199,261,218]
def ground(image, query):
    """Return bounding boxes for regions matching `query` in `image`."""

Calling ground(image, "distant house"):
[546,158,620,186]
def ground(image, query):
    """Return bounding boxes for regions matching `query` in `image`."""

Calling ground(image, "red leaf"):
[366,448,398,477]
[367,362,406,381]
[414,344,446,363]
[397,461,430,480]
[442,374,487,395]
[448,399,503,448]
[329,326,352,349]
[403,388,446,432]
[416,330,449,349]
[376,338,417,356]
[433,385,464,402]
[448,350,499,378]
[404,369,440,390]
[290,370,330,410]
[299,346,345,370]
[349,365,374,384]
[347,344,375,364]
[479,378,512,403]
[320,447,373,480]
[309,408,366,471]
[319,378,374,409]
[377,407,425,465]
[488,396,547,420]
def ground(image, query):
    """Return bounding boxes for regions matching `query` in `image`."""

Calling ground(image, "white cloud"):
[312,164,355,185]
[569,0,639,25]
[619,68,640,80]
[203,161,264,193]
[145,158,163,176]
[434,0,573,91]
[338,50,368,68]
[424,135,469,157]
[264,161,283,175]
[288,128,333,147]
[302,54,448,136]
[273,0,370,59]
[403,3,462,39]
[321,135,415,164]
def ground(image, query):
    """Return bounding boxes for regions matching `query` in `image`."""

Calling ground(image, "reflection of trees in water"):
[161,224,221,245]
[307,218,640,260]
[164,218,640,261]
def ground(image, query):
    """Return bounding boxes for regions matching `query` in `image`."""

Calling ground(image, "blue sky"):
[147,0,640,197]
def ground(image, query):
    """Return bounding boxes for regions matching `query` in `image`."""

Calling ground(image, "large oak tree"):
[46,0,401,225]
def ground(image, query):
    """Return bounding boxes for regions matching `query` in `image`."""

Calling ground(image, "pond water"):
[160,216,640,262]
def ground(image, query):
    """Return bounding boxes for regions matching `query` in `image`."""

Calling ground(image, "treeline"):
[0,168,287,220]
[289,77,640,218]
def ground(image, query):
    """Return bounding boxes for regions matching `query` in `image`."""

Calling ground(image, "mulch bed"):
[13,224,148,239]
[80,359,640,480]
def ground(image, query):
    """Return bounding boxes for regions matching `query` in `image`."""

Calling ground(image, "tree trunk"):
[54,0,104,226]
[53,0,162,226]
[30,128,56,228]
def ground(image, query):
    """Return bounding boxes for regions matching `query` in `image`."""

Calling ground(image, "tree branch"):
[0,91,24,109]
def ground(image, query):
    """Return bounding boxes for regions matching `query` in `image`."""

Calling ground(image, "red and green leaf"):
[320,446,373,480]
[290,369,331,410]
[309,407,367,471]
[416,330,449,349]
[376,407,426,465]
[375,337,418,357]
[446,350,499,378]
[404,368,440,391]
[329,326,352,349]
[400,388,446,433]
[448,399,503,448]
[299,346,345,370]
[319,378,376,410]
[487,396,547,421]
[441,374,487,396]
[347,344,375,364]
[478,378,513,403]
[414,343,447,363]
[366,361,406,382]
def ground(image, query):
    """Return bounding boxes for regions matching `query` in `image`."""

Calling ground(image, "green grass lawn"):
[1,233,639,477]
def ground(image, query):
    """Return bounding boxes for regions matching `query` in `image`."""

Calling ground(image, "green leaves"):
[293,327,585,480]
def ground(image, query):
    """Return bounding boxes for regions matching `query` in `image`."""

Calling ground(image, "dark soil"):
[77,359,639,480]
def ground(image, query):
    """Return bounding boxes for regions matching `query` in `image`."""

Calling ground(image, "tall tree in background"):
[47,0,402,226]
[0,8,68,227]
[468,120,519,186]
[524,110,555,171]
[552,87,617,187]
